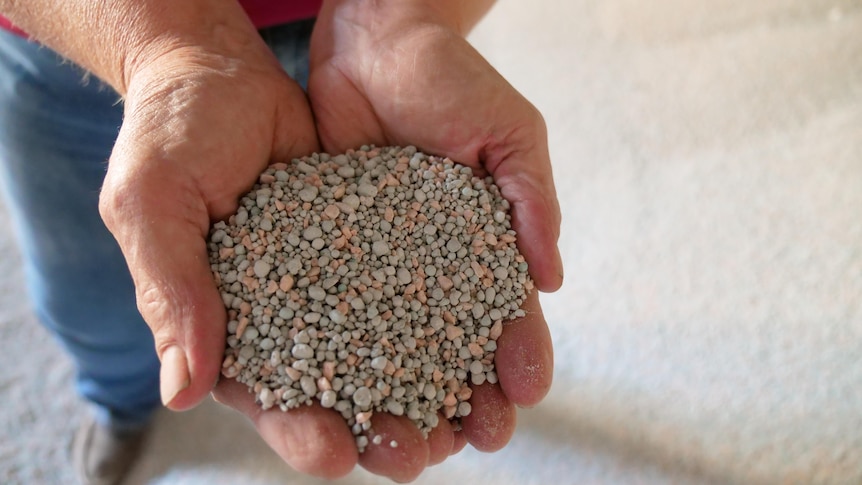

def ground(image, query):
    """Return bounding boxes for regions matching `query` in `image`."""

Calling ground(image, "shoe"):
[71,414,148,485]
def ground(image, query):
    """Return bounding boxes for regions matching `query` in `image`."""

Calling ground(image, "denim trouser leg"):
[0,19,313,429]
[0,30,159,429]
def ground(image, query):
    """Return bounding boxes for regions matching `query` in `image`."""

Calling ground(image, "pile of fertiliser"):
[208,146,532,451]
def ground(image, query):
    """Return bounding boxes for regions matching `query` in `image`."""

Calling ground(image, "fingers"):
[215,379,459,479]
[100,158,225,411]
[460,382,516,452]
[358,412,434,482]
[213,379,357,479]
[494,291,554,407]
[489,125,564,293]
[451,293,553,454]
[354,296,548,468]
[204,269,549,480]
[450,429,468,456]
[426,414,455,465]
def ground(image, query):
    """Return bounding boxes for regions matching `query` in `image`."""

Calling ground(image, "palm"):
[309,27,520,173]
[113,59,318,221]
[309,26,562,290]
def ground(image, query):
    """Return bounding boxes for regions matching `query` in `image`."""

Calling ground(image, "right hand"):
[97,35,365,478]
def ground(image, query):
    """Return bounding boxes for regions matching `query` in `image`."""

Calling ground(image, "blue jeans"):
[0,19,314,429]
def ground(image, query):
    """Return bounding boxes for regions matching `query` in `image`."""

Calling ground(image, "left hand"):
[305,1,562,480]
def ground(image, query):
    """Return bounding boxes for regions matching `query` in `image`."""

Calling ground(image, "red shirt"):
[0,0,323,37]
[241,0,322,28]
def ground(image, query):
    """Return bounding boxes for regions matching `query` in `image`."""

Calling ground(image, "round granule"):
[208,145,533,452]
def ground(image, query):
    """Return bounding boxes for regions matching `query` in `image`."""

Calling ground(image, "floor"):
[2,0,862,484]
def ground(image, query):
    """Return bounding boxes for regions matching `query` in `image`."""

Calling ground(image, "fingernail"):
[160,345,190,407]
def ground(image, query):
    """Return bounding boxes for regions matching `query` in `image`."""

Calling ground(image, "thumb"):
[99,154,226,411]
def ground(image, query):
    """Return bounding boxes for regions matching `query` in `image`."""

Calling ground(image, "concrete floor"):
[2,0,862,484]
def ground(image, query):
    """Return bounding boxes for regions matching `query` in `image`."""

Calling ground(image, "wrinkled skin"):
[99,6,560,483]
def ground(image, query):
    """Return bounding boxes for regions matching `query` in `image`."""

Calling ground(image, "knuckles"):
[97,168,137,235]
